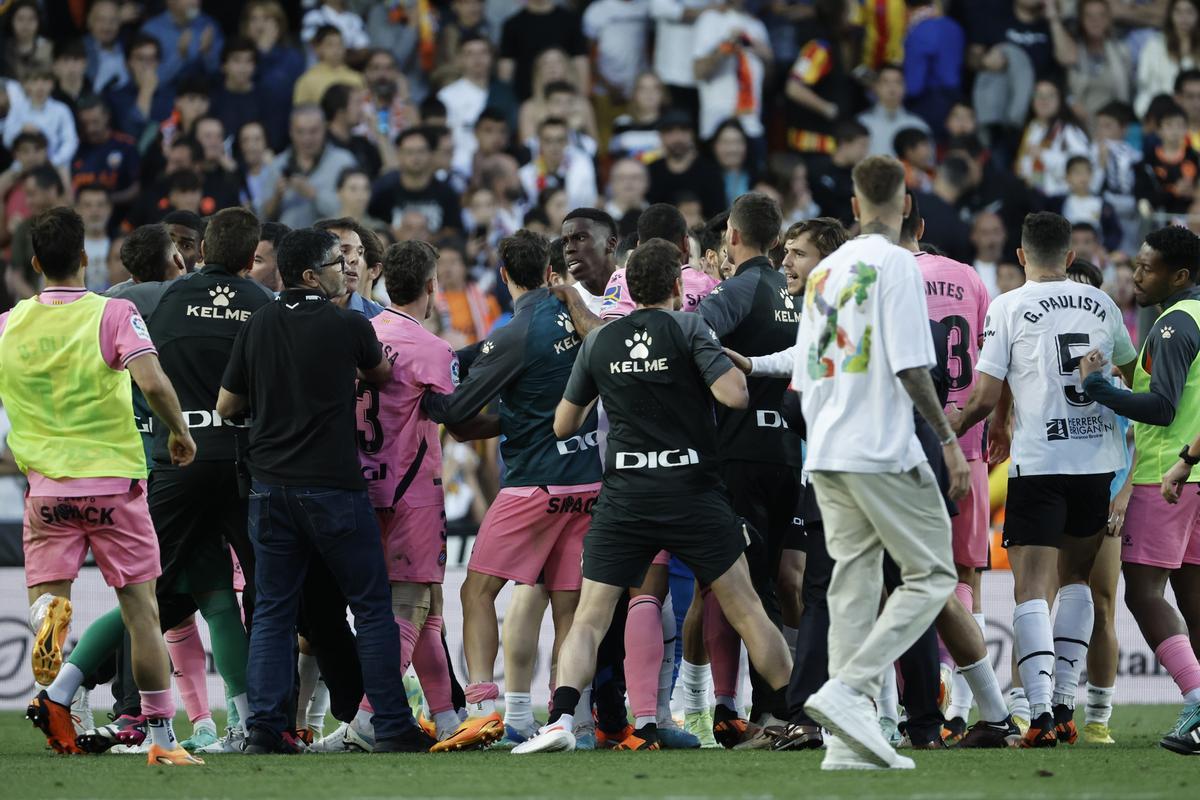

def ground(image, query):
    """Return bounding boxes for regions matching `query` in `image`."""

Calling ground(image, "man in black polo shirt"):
[512,238,793,754]
[696,191,802,743]
[217,228,431,754]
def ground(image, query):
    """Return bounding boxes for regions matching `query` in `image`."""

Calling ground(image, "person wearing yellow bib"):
[1081,225,1200,756]
[0,207,200,766]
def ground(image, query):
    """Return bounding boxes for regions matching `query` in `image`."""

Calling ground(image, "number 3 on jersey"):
[1056,332,1092,407]
[357,384,384,454]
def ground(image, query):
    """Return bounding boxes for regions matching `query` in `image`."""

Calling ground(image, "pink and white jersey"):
[0,287,156,497]
[600,264,719,319]
[917,252,990,461]
[358,309,458,510]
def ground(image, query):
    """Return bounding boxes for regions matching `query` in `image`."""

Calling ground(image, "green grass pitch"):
[0,706,1193,799]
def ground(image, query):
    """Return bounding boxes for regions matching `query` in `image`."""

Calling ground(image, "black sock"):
[635,722,658,742]
[548,686,581,724]
[770,687,789,722]
[714,703,737,724]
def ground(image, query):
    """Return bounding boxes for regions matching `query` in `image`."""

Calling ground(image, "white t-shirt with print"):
[976,278,1137,477]
[796,234,936,473]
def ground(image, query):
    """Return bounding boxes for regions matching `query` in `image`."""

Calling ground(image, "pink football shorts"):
[23,482,160,589]
[377,497,448,584]
[951,459,990,569]
[1122,483,1200,569]
[469,484,600,591]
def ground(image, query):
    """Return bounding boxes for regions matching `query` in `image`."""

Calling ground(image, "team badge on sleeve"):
[130,315,151,341]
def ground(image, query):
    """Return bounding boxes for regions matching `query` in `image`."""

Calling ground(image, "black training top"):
[149,265,274,465]
[564,307,733,497]
[221,287,383,489]
[698,255,802,467]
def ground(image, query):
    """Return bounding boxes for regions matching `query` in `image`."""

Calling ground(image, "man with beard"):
[646,110,725,219]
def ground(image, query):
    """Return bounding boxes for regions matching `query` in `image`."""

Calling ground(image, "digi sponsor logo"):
[615,449,700,470]
[556,430,600,455]
[756,410,789,429]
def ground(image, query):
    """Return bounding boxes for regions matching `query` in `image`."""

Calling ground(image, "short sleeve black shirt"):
[221,288,384,489]
[564,308,732,497]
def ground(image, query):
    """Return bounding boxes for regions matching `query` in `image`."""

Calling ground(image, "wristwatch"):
[1180,445,1200,467]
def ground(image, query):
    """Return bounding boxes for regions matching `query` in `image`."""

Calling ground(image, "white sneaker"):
[70,686,94,735]
[511,724,576,755]
[805,679,904,769]
[822,734,914,771]
[307,724,357,753]
[110,742,150,754]
[198,726,247,754]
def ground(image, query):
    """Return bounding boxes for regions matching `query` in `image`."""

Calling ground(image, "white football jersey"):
[976,278,1137,477]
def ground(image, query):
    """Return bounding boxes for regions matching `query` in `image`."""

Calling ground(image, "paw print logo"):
[210,285,237,307]
[626,330,652,359]
[779,287,795,310]
[1162,325,1176,339]
[481,340,494,354]
[556,312,575,334]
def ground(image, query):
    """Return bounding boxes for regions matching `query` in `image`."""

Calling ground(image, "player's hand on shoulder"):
[723,347,752,375]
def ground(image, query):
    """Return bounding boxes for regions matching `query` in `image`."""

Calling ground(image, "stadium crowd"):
[3,0,1200,770]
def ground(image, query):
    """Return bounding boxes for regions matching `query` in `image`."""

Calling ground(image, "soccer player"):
[795,155,966,770]
[910,194,996,743]
[354,240,490,743]
[955,212,1137,748]
[3,207,201,765]
[696,192,802,744]
[422,230,603,751]
[1080,225,1200,754]
[513,238,793,754]
[562,208,619,315]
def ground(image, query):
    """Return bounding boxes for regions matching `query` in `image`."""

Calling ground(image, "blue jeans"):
[245,482,413,741]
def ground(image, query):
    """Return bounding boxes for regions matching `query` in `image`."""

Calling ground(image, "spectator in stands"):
[536,80,598,157]
[518,49,598,148]
[252,219,289,291]
[610,71,666,161]
[605,158,650,232]
[7,70,75,173]
[72,96,140,209]
[293,26,364,107]
[322,83,383,179]
[435,237,501,346]
[649,0,709,117]
[711,119,756,208]
[303,0,370,52]
[370,127,464,238]
[440,0,492,65]
[517,117,597,212]
[364,2,426,102]
[1016,78,1091,196]
[859,64,930,157]
[583,0,652,108]
[903,0,964,136]
[534,185,569,233]
[237,121,278,218]
[1064,0,1133,123]
[267,104,357,228]
[193,116,242,214]
[498,0,589,101]
[336,167,389,236]
[363,48,419,140]
[3,0,52,81]
[692,0,772,150]
[475,152,526,241]
[970,210,1007,298]
[140,0,224,87]
[1136,98,1200,214]
[51,39,90,116]
[7,165,66,299]
[1176,69,1200,148]
[440,35,518,182]
[778,158,820,226]
[894,126,935,191]
[241,0,304,150]
[1136,0,1200,116]
[164,170,204,218]
[0,131,47,250]
[211,39,269,158]
[914,155,974,263]
[1092,100,1141,251]
[84,0,128,94]
[1047,155,1123,251]
[783,1,850,157]
[104,34,175,138]
[76,184,114,291]
[646,108,724,218]
[810,119,870,226]
[996,260,1026,293]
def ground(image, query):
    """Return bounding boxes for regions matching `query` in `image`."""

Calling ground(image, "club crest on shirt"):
[130,315,151,341]
[481,340,494,354]
[610,330,666,374]
[1162,325,1175,339]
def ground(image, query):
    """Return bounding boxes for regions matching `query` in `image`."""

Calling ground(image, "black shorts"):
[720,460,802,581]
[1002,472,1114,549]
[148,460,247,593]
[584,490,748,588]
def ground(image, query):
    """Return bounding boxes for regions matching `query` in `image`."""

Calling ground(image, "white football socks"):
[681,660,712,714]
[1085,683,1114,726]
[1052,584,1094,709]
[504,691,535,731]
[658,597,677,725]
[959,657,1009,723]
[1013,599,1054,717]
